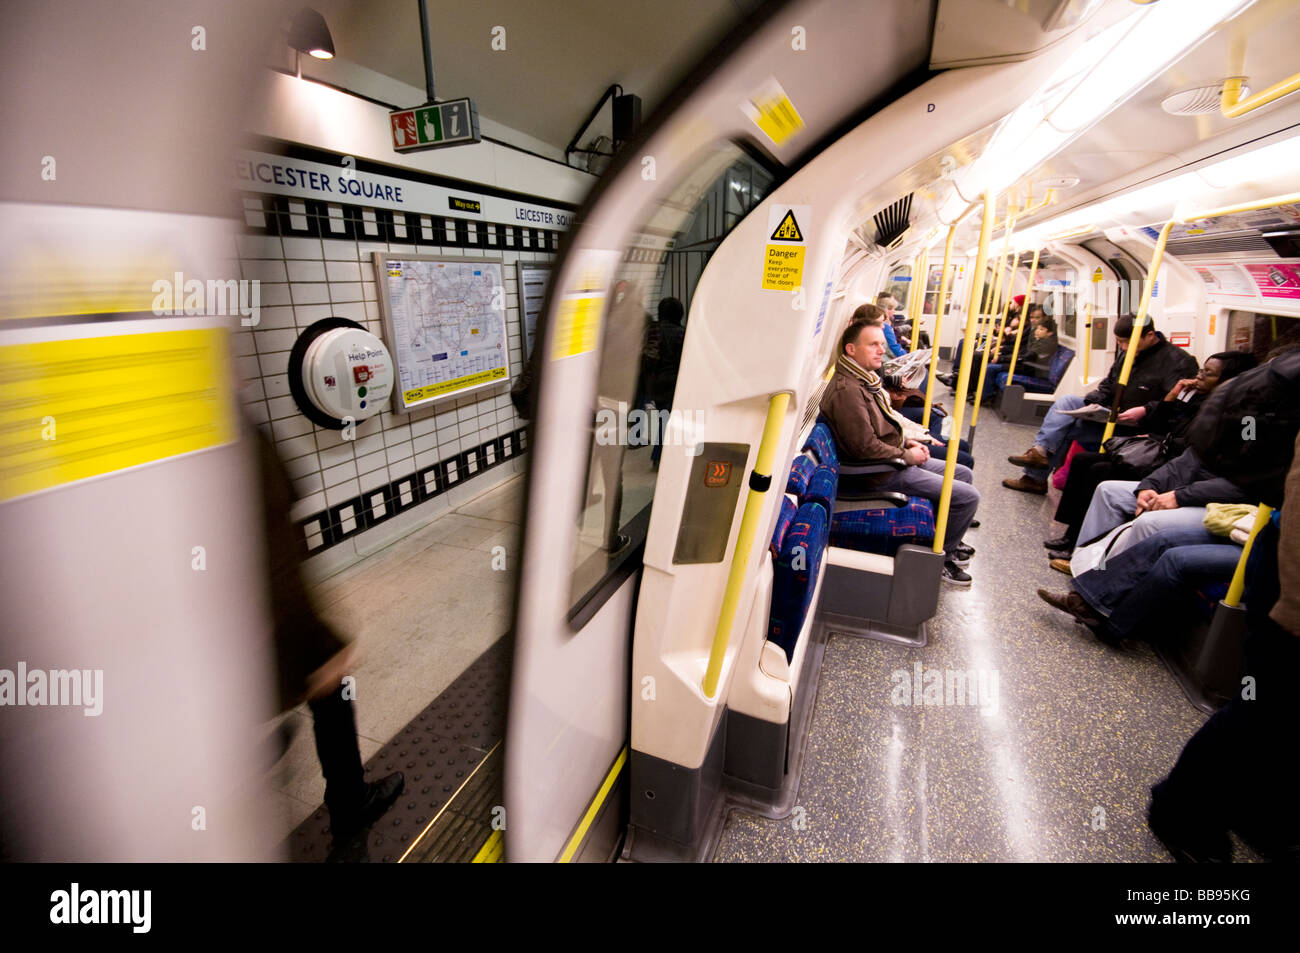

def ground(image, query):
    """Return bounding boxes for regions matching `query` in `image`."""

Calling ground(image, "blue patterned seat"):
[805,464,837,519]
[802,421,839,470]
[786,455,816,496]
[769,495,797,559]
[768,502,827,661]
[829,495,936,556]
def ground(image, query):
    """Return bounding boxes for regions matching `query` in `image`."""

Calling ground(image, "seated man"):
[820,319,981,587]
[1036,525,1242,646]
[1045,352,1257,554]
[1003,314,1198,494]
[1072,447,1259,562]
[852,303,975,468]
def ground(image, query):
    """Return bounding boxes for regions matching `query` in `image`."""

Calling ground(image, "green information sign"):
[389,98,481,153]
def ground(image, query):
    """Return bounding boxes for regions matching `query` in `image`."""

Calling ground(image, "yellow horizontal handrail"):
[1224,505,1273,607]
[1221,72,1300,119]
[703,392,790,699]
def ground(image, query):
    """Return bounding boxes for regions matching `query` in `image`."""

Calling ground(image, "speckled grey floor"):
[713,408,1251,862]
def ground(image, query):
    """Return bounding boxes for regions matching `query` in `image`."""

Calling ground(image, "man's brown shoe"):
[1037,588,1101,625]
[1049,558,1072,575]
[1002,475,1048,495]
[1008,446,1050,468]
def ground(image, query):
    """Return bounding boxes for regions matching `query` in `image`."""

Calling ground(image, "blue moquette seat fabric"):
[829,496,936,556]
[1194,582,1231,622]
[786,455,816,496]
[770,495,797,559]
[768,502,828,661]
[803,421,839,470]
[805,465,838,519]
[998,345,1075,394]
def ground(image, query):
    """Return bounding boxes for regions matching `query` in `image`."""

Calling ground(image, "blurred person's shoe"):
[1043,535,1074,550]
[1037,588,1099,625]
[1148,784,1231,863]
[1003,475,1048,495]
[1049,558,1073,576]
[1008,446,1049,468]
[941,561,972,587]
[329,772,405,839]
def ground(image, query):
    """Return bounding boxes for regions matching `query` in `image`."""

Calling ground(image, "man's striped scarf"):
[836,353,909,434]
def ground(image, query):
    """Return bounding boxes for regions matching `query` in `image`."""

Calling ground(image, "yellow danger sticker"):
[743,79,805,146]
[0,327,235,502]
[551,295,603,360]
[763,245,805,291]
[402,365,507,402]
[1091,268,1104,283]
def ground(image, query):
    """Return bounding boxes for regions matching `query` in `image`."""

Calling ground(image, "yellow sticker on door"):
[763,245,805,290]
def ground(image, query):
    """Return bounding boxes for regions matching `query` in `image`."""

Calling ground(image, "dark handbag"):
[1102,434,1169,471]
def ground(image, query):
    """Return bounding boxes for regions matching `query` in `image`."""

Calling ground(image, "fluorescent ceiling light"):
[948,0,1253,210]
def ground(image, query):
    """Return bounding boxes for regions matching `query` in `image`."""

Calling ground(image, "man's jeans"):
[1077,479,1215,555]
[1072,526,1241,638]
[878,457,979,556]
[1023,394,1104,481]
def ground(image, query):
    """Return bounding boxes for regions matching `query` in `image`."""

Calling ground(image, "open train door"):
[502,0,941,862]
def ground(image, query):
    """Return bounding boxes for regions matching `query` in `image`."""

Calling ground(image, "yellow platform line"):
[397,740,501,864]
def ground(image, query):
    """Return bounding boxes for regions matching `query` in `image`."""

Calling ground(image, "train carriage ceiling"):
[911,0,1300,258]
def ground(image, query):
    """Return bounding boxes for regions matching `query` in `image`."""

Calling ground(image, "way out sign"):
[390,97,481,153]
[763,205,810,291]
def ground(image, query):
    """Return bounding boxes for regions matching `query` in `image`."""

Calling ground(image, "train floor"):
[713,407,1262,863]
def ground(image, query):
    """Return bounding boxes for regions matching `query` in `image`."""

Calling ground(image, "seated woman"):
[1044,351,1257,554]
[984,315,1060,402]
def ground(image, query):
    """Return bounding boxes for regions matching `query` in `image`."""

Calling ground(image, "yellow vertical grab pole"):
[933,190,994,554]
[1080,302,1093,386]
[1224,504,1273,607]
[909,248,930,351]
[922,226,958,430]
[1004,247,1040,382]
[971,208,1016,432]
[1100,219,1173,446]
[991,250,1022,358]
[703,392,790,698]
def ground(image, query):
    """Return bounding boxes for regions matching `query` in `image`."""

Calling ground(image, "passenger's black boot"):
[308,684,404,839]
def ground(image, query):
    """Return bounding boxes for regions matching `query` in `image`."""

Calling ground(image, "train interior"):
[506,0,1300,862]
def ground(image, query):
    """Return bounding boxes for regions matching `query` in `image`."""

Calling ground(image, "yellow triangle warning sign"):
[770,210,803,242]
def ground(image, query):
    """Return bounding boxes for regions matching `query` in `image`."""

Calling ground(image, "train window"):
[885,264,913,310]
[567,144,774,621]
[923,263,957,316]
[1227,310,1300,361]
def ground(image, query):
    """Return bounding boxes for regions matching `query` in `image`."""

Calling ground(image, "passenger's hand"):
[903,445,929,466]
[1117,406,1147,424]
[1134,489,1158,515]
[305,644,357,702]
[1148,490,1179,511]
[1165,378,1196,401]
